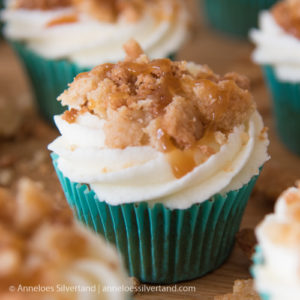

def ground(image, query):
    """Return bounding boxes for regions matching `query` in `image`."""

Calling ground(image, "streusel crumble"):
[272,0,300,39]
[15,0,177,23]
[60,40,255,153]
[0,179,128,299]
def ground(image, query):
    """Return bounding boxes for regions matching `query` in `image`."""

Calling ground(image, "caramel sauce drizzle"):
[157,127,218,179]
[46,15,79,27]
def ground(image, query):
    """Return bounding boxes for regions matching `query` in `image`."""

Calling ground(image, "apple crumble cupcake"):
[0,178,130,300]
[1,0,188,122]
[252,183,300,300]
[48,40,269,284]
[250,0,300,156]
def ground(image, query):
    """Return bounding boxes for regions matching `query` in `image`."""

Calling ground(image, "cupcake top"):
[272,0,300,39]
[2,0,188,66]
[0,178,130,300]
[255,183,300,299]
[49,41,269,209]
[14,0,157,22]
[250,0,300,82]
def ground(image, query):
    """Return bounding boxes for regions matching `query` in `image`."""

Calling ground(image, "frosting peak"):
[255,183,300,300]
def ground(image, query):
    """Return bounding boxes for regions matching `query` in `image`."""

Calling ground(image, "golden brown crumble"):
[59,41,255,152]
[15,0,72,10]
[281,183,300,222]
[263,184,300,245]
[73,0,145,23]
[215,279,260,300]
[0,179,91,299]
[15,0,176,23]
[272,0,300,39]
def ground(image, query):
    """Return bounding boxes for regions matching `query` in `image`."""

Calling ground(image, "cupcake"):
[0,0,3,38]
[250,0,300,156]
[1,0,188,122]
[48,40,270,284]
[252,182,300,300]
[0,178,130,299]
[202,0,278,38]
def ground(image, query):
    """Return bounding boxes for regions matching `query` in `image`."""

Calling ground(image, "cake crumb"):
[123,39,144,61]
[215,279,260,300]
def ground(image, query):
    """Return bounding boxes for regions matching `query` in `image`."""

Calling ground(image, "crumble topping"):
[272,0,300,39]
[0,179,118,299]
[15,0,72,10]
[215,279,260,300]
[60,40,255,152]
[15,0,178,23]
[263,183,300,246]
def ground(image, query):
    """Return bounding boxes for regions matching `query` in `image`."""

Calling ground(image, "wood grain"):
[0,1,300,299]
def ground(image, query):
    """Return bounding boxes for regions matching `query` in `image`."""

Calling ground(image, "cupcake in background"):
[250,0,300,156]
[49,40,269,284]
[253,182,300,300]
[1,0,189,122]
[0,0,3,39]
[202,0,278,38]
[0,178,130,300]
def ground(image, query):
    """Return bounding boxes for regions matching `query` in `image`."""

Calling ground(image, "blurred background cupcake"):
[0,0,3,38]
[250,0,300,156]
[49,41,269,284]
[1,0,189,123]
[201,0,278,38]
[0,178,130,300]
[252,182,300,300]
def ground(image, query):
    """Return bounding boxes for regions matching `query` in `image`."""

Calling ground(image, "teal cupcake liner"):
[52,153,260,284]
[10,41,177,123]
[202,0,278,38]
[263,66,300,156]
[10,41,89,123]
[251,246,271,300]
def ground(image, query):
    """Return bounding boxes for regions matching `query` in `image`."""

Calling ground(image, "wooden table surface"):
[1,1,300,299]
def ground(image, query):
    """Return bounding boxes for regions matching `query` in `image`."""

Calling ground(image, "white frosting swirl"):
[59,224,130,300]
[1,0,188,67]
[255,187,300,300]
[250,11,300,82]
[48,109,269,209]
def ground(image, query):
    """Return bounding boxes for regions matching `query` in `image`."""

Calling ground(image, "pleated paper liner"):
[10,41,89,124]
[251,246,271,300]
[52,153,261,284]
[263,66,300,156]
[202,0,278,38]
[9,41,176,124]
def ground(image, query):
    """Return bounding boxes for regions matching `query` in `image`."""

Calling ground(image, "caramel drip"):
[167,148,196,179]
[46,15,79,27]
[86,58,186,117]
[124,59,185,114]
[156,127,217,179]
